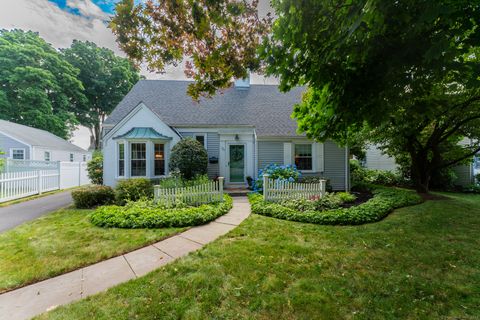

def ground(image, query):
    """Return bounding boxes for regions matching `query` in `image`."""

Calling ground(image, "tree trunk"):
[410,150,431,194]
[88,123,101,150]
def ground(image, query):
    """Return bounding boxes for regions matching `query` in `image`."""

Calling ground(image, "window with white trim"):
[194,134,207,149]
[11,148,25,160]
[44,151,50,161]
[118,143,125,176]
[70,153,74,162]
[131,143,146,176]
[154,143,165,176]
[294,144,313,171]
[82,154,87,162]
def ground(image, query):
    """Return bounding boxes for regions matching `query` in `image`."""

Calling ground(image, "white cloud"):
[0,0,276,148]
[67,0,110,21]
[0,0,117,52]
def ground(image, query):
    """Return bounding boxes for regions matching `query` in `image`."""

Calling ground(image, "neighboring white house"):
[102,79,350,190]
[0,120,91,162]
[364,142,478,187]
[364,144,398,171]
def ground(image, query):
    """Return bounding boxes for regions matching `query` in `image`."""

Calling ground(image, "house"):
[0,119,91,162]
[102,79,350,190]
[364,144,398,172]
[364,143,478,187]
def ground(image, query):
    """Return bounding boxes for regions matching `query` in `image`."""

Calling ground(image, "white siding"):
[365,145,397,171]
[0,132,31,159]
[102,104,181,187]
[32,147,90,162]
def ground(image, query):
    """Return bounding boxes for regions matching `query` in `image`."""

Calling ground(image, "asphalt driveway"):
[0,191,73,233]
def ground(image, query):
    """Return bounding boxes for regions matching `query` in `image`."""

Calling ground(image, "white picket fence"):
[154,177,224,207]
[263,174,326,202]
[0,162,90,203]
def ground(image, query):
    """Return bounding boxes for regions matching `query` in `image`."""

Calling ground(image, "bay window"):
[131,143,146,176]
[154,143,165,176]
[294,144,313,171]
[118,143,125,176]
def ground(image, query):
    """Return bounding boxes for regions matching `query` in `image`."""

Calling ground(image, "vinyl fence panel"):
[263,174,326,202]
[154,177,224,207]
[0,161,90,203]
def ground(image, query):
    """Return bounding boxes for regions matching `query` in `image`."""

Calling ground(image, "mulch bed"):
[341,190,373,208]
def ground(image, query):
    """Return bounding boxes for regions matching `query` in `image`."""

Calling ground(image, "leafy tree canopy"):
[112,0,480,192]
[274,0,480,192]
[110,0,271,100]
[0,29,86,139]
[62,41,141,149]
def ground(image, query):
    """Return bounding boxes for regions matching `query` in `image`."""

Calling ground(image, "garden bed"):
[249,187,422,225]
[91,195,233,228]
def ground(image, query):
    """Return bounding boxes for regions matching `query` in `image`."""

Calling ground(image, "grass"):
[36,192,480,320]
[0,208,184,292]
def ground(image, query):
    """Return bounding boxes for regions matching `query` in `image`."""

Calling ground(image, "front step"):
[225,187,250,197]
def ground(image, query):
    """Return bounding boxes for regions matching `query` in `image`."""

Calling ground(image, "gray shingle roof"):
[104,80,305,137]
[0,120,87,152]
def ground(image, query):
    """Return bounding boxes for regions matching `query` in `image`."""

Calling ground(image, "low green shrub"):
[115,178,154,205]
[337,192,357,203]
[156,174,210,189]
[91,195,233,228]
[250,187,422,225]
[86,151,103,185]
[350,159,404,187]
[301,176,333,192]
[463,184,480,194]
[280,192,357,212]
[72,185,115,209]
[169,138,208,179]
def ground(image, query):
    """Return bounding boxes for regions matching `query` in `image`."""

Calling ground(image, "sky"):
[0,0,275,150]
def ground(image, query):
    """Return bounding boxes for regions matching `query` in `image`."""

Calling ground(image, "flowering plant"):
[254,163,301,192]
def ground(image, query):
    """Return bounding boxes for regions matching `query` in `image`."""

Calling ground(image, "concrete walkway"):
[0,191,73,233]
[0,197,250,320]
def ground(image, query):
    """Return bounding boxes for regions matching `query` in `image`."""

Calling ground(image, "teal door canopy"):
[113,127,172,140]
[229,145,245,183]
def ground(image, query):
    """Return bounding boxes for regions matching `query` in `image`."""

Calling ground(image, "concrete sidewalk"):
[0,197,251,320]
[0,191,73,233]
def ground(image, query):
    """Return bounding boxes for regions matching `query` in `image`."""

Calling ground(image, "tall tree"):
[62,40,141,149]
[112,0,480,193]
[265,0,480,193]
[0,29,86,139]
[110,0,270,100]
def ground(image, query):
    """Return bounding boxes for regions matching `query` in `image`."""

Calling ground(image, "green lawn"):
[0,208,184,292]
[36,193,480,320]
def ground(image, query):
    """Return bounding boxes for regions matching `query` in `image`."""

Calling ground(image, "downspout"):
[253,129,258,178]
[345,145,350,191]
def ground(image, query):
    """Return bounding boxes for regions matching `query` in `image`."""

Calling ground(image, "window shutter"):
[316,143,324,172]
[283,142,292,165]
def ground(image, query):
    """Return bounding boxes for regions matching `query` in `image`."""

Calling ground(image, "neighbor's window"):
[131,143,146,176]
[11,149,25,160]
[154,143,165,176]
[294,144,313,171]
[118,143,125,176]
[70,153,74,162]
[44,151,50,162]
[194,134,207,149]
[82,154,87,162]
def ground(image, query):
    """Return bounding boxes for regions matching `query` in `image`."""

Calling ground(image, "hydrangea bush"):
[254,164,301,192]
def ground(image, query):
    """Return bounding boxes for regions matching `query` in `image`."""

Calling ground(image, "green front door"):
[229,145,245,183]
